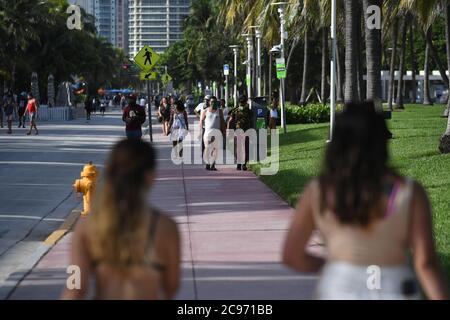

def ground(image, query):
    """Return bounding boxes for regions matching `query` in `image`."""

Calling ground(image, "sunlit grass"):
[252,104,450,276]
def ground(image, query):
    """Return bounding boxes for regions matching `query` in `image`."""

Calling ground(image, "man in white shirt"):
[194,95,210,118]
[194,95,211,158]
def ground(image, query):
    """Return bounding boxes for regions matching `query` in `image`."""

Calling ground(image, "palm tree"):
[344,0,360,103]
[386,17,399,111]
[0,0,49,91]
[439,0,450,153]
[395,14,409,109]
[363,0,383,108]
[423,28,433,106]
[409,23,417,104]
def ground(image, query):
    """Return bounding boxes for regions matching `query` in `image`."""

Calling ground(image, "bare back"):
[62,210,180,300]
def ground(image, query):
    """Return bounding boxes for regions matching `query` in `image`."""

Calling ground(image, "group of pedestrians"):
[195,94,253,171]
[64,100,448,300]
[0,91,39,135]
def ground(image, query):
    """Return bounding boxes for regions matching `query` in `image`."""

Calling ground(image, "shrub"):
[284,103,330,124]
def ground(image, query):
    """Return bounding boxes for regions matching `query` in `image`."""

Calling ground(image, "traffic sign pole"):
[147,79,153,142]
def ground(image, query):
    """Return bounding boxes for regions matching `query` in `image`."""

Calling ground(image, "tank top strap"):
[399,177,415,221]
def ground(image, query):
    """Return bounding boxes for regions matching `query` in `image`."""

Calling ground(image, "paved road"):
[6,111,320,300]
[0,110,124,298]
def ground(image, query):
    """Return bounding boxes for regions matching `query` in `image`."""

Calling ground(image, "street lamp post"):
[242,34,253,98]
[272,2,288,134]
[229,45,240,108]
[250,26,262,97]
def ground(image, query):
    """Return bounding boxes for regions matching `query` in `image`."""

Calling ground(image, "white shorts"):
[315,262,421,300]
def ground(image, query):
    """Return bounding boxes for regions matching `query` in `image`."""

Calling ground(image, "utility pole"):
[146,79,153,142]
[250,26,262,97]
[229,45,240,107]
[329,0,337,142]
[242,34,253,98]
[272,2,288,134]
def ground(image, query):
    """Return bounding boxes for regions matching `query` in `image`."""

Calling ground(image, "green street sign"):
[140,71,158,81]
[134,45,160,71]
[276,58,286,79]
[246,75,251,87]
[161,73,172,86]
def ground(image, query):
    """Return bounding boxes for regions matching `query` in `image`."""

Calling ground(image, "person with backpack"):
[168,100,189,159]
[122,94,146,139]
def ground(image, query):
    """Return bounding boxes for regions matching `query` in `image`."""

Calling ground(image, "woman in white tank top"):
[282,102,449,300]
[199,97,225,171]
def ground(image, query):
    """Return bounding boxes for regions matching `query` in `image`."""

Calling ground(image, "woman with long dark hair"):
[283,101,448,300]
[62,139,180,299]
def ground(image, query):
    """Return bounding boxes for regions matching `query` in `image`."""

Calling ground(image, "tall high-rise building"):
[94,0,116,45]
[71,0,127,52]
[68,0,94,15]
[128,0,191,57]
[116,0,129,54]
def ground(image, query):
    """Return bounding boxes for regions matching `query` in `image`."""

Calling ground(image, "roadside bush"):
[285,103,330,124]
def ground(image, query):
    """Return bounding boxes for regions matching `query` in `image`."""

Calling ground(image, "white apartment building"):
[128,0,191,57]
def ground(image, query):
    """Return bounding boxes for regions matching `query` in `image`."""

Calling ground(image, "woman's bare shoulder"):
[153,209,179,235]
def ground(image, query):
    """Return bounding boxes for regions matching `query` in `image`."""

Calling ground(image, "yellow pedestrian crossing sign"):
[161,73,172,86]
[140,71,157,81]
[134,45,160,71]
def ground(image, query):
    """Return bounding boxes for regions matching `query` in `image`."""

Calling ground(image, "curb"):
[44,209,81,246]
[0,209,81,300]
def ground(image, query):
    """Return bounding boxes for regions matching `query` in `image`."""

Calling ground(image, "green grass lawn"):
[252,104,450,276]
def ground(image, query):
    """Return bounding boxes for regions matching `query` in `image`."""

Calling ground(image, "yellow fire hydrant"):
[73,161,99,215]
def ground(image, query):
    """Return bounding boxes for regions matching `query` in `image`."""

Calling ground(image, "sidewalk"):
[8,114,319,300]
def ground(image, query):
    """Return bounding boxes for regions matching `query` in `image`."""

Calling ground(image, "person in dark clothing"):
[228,95,254,171]
[122,94,146,139]
[17,92,27,128]
[85,96,93,121]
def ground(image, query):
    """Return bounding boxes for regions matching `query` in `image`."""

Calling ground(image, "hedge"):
[284,103,330,124]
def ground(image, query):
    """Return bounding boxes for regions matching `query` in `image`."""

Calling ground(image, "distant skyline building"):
[69,0,128,53]
[116,0,129,53]
[68,0,94,15]
[128,0,191,56]
[94,0,116,46]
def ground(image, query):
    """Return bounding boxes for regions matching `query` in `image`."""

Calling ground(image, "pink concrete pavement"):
[8,114,319,300]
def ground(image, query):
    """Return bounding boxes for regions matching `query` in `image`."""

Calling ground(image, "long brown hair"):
[319,101,395,226]
[89,139,156,267]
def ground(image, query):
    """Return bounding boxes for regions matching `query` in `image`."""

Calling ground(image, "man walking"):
[122,94,146,139]
[24,92,39,135]
[228,95,254,171]
[4,95,17,134]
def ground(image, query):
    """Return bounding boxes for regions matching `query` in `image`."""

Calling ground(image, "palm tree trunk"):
[439,2,450,153]
[395,16,408,110]
[363,0,382,110]
[321,27,328,104]
[410,23,417,104]
[300,30,310,105]
[336,42,344,102]
[356,3,365,101]
[388,18,399,111]
[423,28,449,88]
[344,0,359,103]
[443,1,450,118]
[423,28,433,106]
